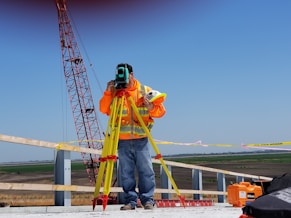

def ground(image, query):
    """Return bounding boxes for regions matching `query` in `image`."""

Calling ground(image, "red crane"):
[55,0,103,184]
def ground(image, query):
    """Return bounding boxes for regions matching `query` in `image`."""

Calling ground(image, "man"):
[99,63,166,210]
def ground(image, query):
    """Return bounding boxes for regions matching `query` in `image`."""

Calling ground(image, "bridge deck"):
[0,203,243,218]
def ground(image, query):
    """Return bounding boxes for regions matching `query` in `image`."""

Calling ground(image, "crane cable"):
[67,8,105,133]
[67,9,104,95]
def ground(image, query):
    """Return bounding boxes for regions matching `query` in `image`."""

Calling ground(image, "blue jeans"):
[118,137,155,207]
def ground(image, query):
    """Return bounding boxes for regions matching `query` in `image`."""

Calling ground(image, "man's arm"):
[99,80,115,115]
[99,91,113,115]
[148,103,166,118]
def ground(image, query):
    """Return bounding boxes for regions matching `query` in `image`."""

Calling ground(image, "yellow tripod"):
[92,89,185,211]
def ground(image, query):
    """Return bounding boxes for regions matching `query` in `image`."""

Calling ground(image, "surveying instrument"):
[92,67,185,211]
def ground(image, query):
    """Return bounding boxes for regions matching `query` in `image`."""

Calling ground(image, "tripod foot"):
[92,198,98,210]
[178,195,186,208]
[102,195,109,211]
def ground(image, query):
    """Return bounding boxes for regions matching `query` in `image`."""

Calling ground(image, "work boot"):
[120,204,135,210]
[143,202,154,210]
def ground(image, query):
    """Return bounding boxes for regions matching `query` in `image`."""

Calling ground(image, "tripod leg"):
[127,96,186,207]
[92,96,119,210]
[92,139,108,209]
[102,95,125,210]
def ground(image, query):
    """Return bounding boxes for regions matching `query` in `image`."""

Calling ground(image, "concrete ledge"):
[0,203,235,214]
[0,205,122,214]
[0,204,243,218]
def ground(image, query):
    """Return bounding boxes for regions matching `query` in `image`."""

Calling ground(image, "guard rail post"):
[54,150,71,206]
[217,172,226,203]
[192,169,203,200]
[160,165,172,199]
[236,176,244,183]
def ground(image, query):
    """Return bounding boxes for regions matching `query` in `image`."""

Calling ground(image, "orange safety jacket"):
[99,79,166,140]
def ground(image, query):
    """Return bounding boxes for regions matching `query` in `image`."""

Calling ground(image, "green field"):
[1,152,291,173]
[0,162,85,173]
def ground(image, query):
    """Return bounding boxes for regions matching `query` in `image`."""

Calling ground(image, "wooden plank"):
[152,159,272,180]
[0,182,226,196]
[0,134,101,155]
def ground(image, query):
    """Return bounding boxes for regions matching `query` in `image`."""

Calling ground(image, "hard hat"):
[145,90,167,104]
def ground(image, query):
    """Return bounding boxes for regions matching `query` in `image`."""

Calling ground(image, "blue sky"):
[0,0,290,162]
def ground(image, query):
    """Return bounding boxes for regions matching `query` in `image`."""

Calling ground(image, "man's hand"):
[144,98,154,111]
[106,80,115,92]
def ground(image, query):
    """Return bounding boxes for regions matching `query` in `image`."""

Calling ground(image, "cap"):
[117,63,133,73]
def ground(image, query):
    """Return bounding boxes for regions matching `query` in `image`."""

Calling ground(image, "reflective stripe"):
[140,84,146,96]
[122,109,127,115]
[119,122,154,136]
[114,83,154,138]
[138,107,149,116]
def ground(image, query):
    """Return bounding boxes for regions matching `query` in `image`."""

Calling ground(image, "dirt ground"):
[0,162,289,207]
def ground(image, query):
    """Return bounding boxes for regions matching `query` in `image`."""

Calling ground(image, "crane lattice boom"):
[55,0,103,183]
